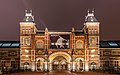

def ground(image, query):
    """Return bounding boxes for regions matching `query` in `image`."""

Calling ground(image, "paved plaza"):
[7,71,117,75]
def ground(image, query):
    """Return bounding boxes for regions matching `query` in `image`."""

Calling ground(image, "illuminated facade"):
[20,10,100,72]
[0,41,20,69]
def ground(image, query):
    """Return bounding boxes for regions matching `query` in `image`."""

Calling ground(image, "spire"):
[85,9,98,22]
[45,27,48,32]
[23,10,34,22]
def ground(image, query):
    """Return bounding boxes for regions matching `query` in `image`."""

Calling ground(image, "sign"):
[50,34,70,49]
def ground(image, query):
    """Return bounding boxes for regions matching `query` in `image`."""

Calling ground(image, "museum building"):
[20,10,100,72]
[0,10,120,72]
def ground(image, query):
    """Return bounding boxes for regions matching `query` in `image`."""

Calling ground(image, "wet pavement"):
[7,71,117,75]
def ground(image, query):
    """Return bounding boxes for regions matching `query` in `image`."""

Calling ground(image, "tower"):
[20,10,37,71]
[84,10,100,71]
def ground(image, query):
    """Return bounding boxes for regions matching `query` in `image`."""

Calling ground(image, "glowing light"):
[85,63,89,71]
[26,55,28,57]
[91,55,95,57]
[91,49,95,53]
[25,49,29,53]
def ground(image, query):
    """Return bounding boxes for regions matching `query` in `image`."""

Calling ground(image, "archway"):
[49,52,71,71]
[52,56,68,70]
[90,62,97,70]
[36,58,44,71]
[75,58,84,71]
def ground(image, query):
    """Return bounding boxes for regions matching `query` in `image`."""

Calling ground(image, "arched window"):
[89,29,91,34]
[36,40,44,49]
[76,40,83,49]
[24,38,30,45]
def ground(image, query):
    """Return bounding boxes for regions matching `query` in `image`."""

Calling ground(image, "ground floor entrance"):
[52,56,68,71]
[21,52,99,72]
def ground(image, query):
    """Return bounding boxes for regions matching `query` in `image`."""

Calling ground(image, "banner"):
[50,34,70,49]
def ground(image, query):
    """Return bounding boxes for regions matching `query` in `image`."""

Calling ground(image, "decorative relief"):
[36,40,44,49]
[103,51,111,56]
[36,50,45,55]
[75,50,84,55]
[76,40,84,49]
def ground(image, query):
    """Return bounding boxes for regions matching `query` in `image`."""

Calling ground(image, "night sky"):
[0,0,120,40]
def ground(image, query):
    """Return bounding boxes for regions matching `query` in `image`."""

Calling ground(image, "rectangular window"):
[108,42,118,47]
[11,43,19,47]
[2,43,11,47]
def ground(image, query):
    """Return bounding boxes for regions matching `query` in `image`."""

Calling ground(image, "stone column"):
[85,61,89,71]
[31,61,35,71]
[73,62,76,71]
[44,62,48,71]
[68,63,71,71]
[49,63,52,71]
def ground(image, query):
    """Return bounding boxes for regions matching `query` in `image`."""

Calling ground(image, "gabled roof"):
[0,41,20,48]
[100,40,120,48]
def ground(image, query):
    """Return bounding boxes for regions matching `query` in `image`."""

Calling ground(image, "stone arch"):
[75,58,84,71]
[49,52,71,62]
[36,58,44,71]
[75,58,84,61]
[36,58,44,62]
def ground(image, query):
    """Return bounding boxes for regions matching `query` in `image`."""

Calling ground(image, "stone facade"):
[20,10,100,72]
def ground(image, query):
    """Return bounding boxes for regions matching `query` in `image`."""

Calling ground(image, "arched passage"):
[49,52,71,71]
[49,52,71,62]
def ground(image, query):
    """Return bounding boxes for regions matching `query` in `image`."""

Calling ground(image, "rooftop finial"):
[87,9,90,13]
[92,8,94,13]
[30,10,32,13]
[25,10,27,13]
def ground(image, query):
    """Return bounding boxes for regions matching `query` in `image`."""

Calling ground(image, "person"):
[56,36,67,48]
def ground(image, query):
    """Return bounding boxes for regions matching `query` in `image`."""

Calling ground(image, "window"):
[22,29,25,34]
[89,29,91,34]
[24,38,30,45]
[89,37,97,45]
[115,61,118,67]
[0,43,3,46]
[11,43,19,47]
[108,42,118,47]
[2,43,11,47]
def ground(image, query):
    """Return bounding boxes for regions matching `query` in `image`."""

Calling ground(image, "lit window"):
[91,55,95,57]
[24,38,30,45]
[11,43,19,47]
[2,43,11,47]
[0,43,3,46]
[108,42,118,47]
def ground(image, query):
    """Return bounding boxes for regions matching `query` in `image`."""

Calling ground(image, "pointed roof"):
[23,10,34,22]
[85,9,98,22]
